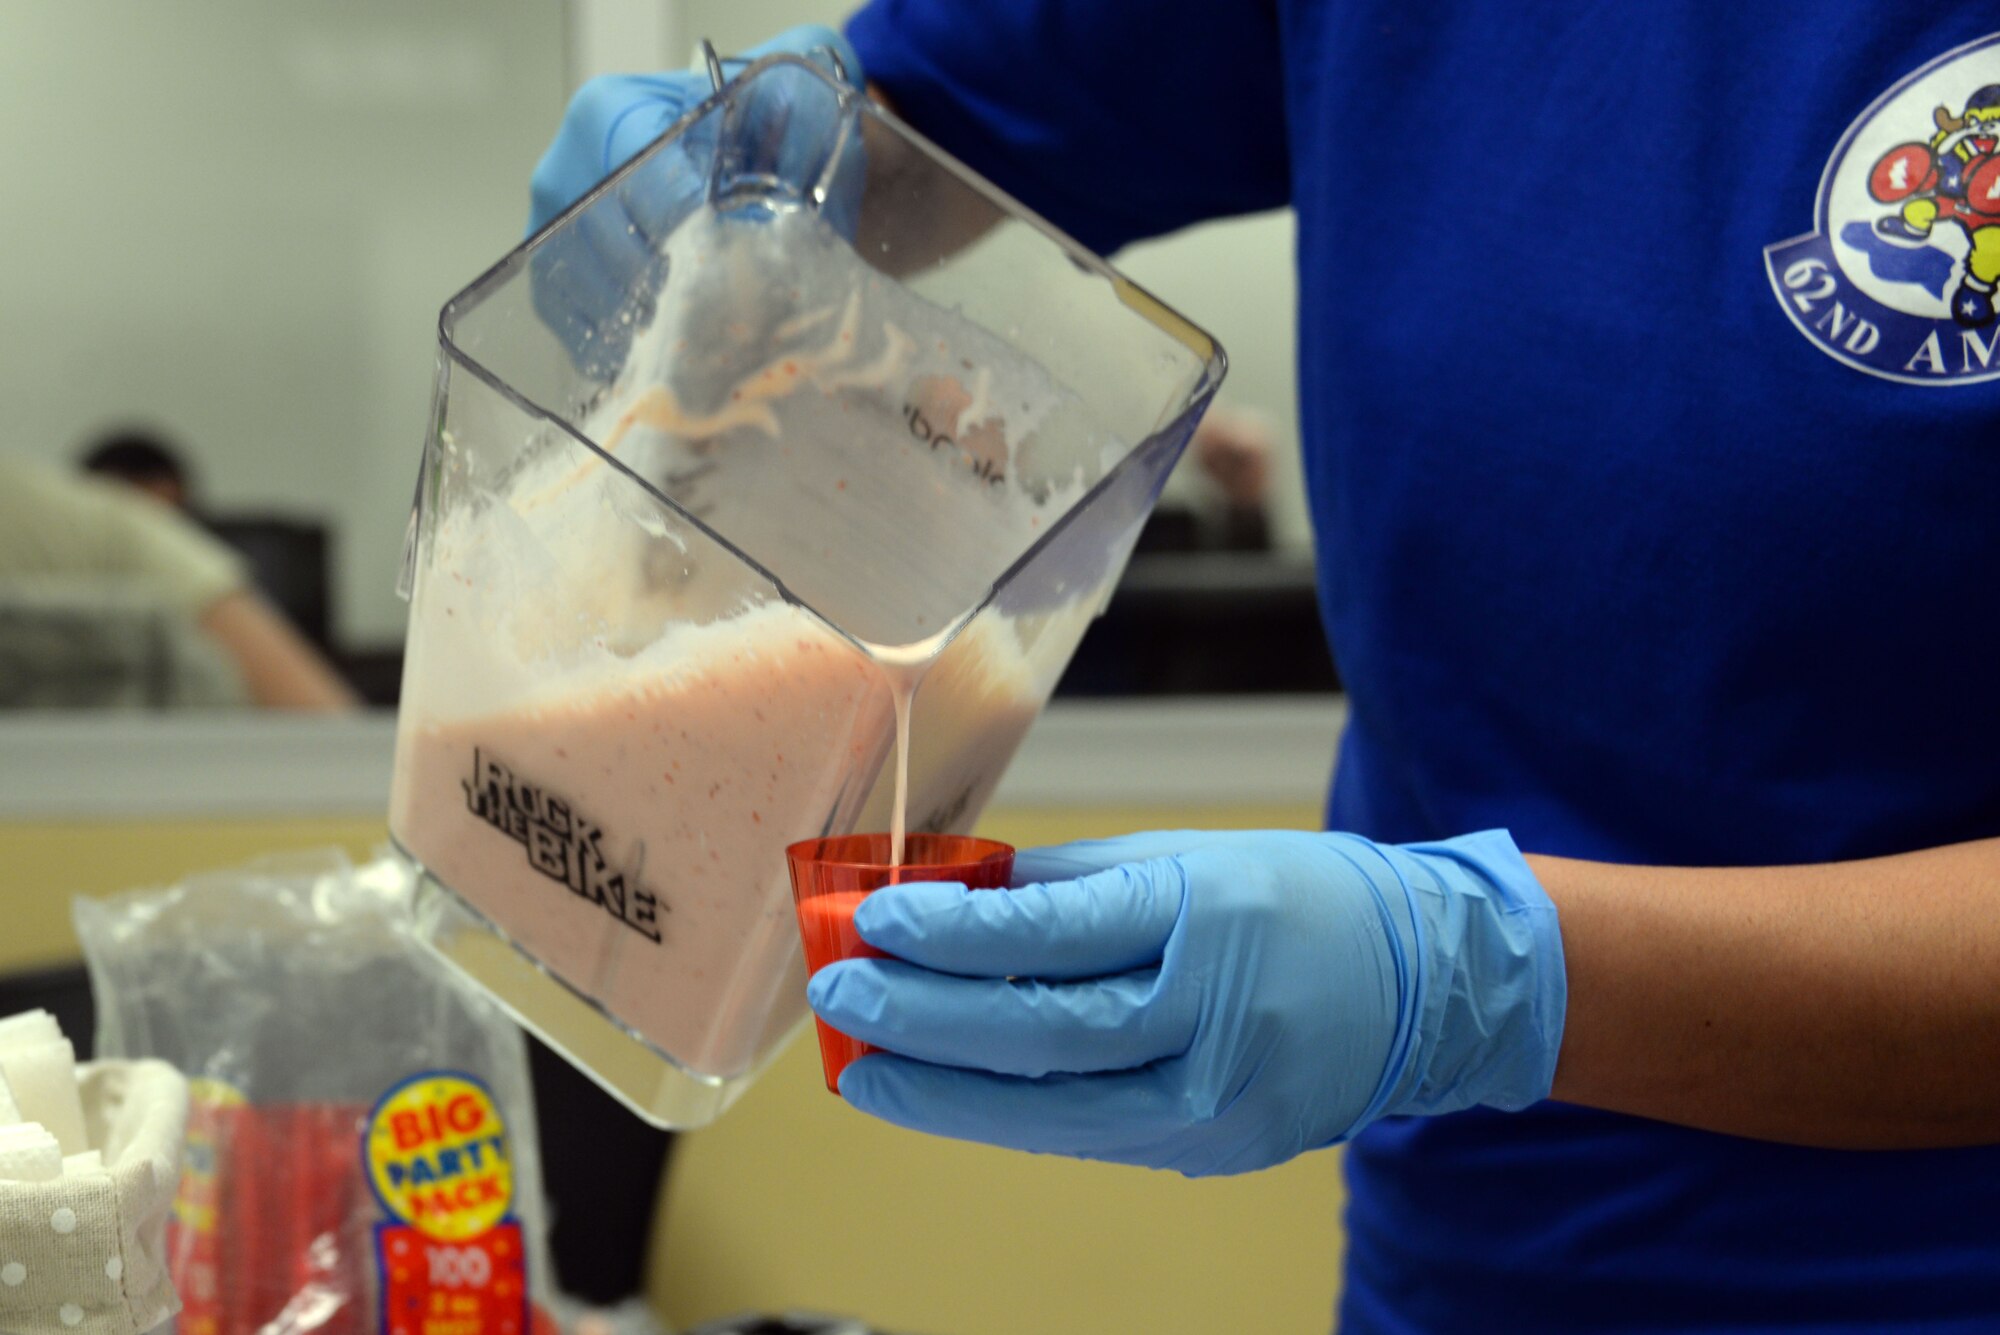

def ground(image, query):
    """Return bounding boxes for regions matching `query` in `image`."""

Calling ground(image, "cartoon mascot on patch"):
[1870,83,2000,328]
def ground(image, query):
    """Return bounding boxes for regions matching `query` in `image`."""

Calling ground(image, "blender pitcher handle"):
[698,38,726,94]
[697,35,854,92]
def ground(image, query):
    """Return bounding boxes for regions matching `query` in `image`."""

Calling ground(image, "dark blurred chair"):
[333,646,406,707]
[0,964,97,1059]
[1056,549,1340,696]
[526,1038,676,1303]
[206,514,333,651]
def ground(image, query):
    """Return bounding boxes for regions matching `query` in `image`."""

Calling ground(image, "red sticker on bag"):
[376,1221,530,1335]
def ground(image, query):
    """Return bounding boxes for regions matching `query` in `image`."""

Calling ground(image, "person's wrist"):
[1379,830,1568,1119]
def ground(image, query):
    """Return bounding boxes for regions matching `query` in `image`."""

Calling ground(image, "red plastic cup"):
[786,833,1015,1095]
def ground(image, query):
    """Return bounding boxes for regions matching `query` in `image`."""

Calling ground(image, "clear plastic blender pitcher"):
[387,49,1225,1127]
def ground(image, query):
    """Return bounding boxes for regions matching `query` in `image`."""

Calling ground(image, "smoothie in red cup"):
[786,833,1015,1094]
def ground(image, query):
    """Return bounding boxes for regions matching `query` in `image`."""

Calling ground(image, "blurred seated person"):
[81,426,335,648]
[1136,406,1277,554]
[80,428,194,511]
[0,455,356,710]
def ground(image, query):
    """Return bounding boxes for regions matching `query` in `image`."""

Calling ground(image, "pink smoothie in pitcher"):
[390,601,1047,1081]
[391,603,893,1077]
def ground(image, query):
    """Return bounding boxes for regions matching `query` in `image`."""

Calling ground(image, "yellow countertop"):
[0,814,390,973]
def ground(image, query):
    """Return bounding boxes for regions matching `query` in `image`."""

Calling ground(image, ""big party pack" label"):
[366,1071,530,1335]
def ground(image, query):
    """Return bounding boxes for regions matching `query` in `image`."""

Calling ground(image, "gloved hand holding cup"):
[808,828,1567,1176]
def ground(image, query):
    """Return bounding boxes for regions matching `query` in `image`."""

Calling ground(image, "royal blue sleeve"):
[845,0,1289,255]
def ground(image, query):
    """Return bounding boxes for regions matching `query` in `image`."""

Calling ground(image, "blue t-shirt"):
[848,2,2000,1331]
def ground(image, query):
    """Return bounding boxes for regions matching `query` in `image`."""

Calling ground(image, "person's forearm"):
[199,590,359,711]
[1534,839,2000,1148]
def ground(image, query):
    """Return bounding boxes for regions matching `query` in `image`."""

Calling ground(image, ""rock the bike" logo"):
[461,746,663,943]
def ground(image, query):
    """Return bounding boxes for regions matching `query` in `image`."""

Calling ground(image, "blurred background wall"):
[0,0,564,650]
[0,0,1307,659]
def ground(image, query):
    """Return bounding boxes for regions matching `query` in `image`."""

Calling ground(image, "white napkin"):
[0,1066,21,1125]
[0,1041,89,1156]
[0,1125,62,1183]
[0,1012,60,1050]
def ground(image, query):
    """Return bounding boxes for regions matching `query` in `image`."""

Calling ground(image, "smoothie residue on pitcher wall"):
[391,203,1120,1079]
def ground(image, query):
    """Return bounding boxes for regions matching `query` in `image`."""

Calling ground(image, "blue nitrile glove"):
[526,24,864,234]
[524,26,864,371]
[807,829,1566,1177]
